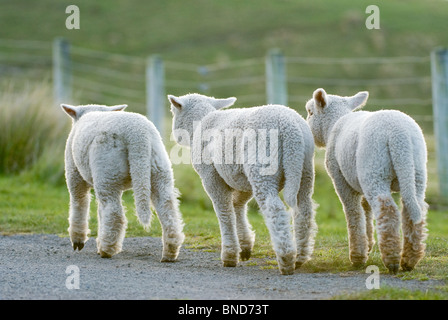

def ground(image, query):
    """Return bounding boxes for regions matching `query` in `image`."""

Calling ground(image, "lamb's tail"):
[128,138,153,229]
[388,134,425,224]
[281,124,306,209]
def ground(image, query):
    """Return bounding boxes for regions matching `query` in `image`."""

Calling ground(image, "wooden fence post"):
[266,48,288,106]
[53,37,72,105]
[146,54,166,139]
[431,47,448,202]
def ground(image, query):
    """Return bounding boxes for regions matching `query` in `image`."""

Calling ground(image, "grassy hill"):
[1,0,447,119]
[2,0,447,58]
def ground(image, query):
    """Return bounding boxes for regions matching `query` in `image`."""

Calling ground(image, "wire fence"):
[0,38,442,194]
[0,39,52,84]
[69,44,146,109]
[0,38,434,121]
[164,51,434,126]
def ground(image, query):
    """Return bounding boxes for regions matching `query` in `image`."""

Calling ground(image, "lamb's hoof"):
[223,260,237,267]
[72,242,84,251]
[161,256,177,263]
[99,251,112,259]
[350,255,367,268]
[279,266,295,275]
[387,264,399,274]
[351,261,366,269]
[400,263,414,272]
[240,248,252,261]
[277,252,296,275]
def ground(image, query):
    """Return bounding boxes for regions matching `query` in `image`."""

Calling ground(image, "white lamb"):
[61,104,185,261]
[168,93,317,275]
[305,88,428,274]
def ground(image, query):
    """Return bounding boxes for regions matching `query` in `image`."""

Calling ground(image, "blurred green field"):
[1,0,448,125]
[2,0,447,59]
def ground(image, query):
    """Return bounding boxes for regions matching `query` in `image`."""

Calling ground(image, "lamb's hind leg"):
[367,194,402,274]
[150,173,185,262]
[400,203,427,271]
[294,162,317,269]
[67,169,91,251]
[361,196,375,253]
[400,169,428,271]
[255,190,296,275]
[233,190,255,261]
[95,189,127,258]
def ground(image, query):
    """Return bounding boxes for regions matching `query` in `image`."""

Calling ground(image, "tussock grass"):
[0,81,69,183]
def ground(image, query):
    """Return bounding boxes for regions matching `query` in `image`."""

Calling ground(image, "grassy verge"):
[334,286,448,300]
[1,166,447,299]
[1,163,447,280]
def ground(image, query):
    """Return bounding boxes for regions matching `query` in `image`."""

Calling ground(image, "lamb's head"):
[167,93,236,147]
[61,104,127,122]
[305,88,369,147]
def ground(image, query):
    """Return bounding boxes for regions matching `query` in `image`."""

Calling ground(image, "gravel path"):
[0,234,442,300]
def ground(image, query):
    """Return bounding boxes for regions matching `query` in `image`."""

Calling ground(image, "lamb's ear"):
[210,97,237,110]
[313,88,328,110]
[168,95,182,110]
[61,104,78,119]
[349,91,369,110]
[110,104,127,111]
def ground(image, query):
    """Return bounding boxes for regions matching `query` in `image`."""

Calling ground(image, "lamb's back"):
[74,111,156,140]
[68,111,160,185]
[203,104,307,131]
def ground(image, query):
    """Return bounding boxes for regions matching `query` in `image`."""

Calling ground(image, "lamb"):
[305,88,428,274]
[61,103,185,261]
[168,93,317,275]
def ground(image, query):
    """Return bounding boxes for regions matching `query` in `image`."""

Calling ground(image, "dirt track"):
[0,234,442,300]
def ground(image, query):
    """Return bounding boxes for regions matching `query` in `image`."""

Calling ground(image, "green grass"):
[2,163,447,278]
[0,82,70,176]
[1,161,448,299]
[0,176,68,234]
[334,286,448,300]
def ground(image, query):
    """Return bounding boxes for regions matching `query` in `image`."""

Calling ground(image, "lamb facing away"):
[305,88,428,274]
[61,104,185,261]
[168,93,317,275]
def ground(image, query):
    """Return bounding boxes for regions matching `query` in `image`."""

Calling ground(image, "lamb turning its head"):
[305,88,428,274]
[305,89,369,147]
